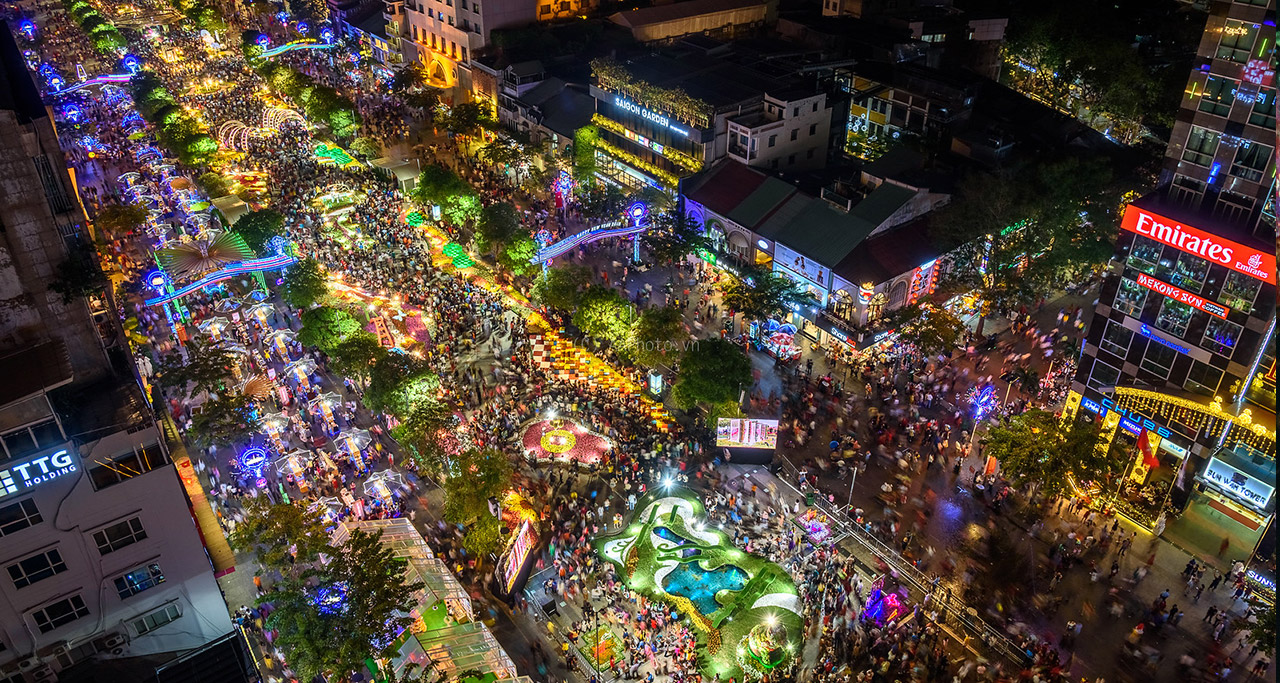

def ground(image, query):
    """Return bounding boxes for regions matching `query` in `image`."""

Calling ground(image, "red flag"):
[1137,429,1159,468]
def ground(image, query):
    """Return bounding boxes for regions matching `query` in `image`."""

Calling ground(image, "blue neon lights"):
[260,40,334,59]
[1137,324,1190,355]
[530,220,648,264]
[144,252,298,306]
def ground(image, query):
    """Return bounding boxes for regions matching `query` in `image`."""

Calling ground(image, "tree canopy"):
[190,393,259,448]
[980,410,1114,498]
[629,306,688,368]
[363,353,439,418]
[49,243,108,304]
[441,447,513,558]
[94,204,148,235]
[233,209,285,255]
[157,338,236,396]
[391,398,457,474]
[298,306,363,354]
[409,164,482,226]
[228,497,332,577]
[572,285,635,351]
[281,258,330,309]
[531,265,593,311]
[641,208,711,263]
[720,264,815,321]
[577,183,626,223]
[475,201,527,259]
[672,338,752,410]
[884,303,968,357]
[327,332,387,384]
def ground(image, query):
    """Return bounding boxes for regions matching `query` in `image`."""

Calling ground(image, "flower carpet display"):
[596,490,801,680]
[520,417,612,466]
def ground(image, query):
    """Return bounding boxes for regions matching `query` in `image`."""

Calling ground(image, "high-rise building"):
[1066,0,1276,575]
[0,23,247,683]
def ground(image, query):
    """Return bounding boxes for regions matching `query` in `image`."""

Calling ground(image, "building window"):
[1217,271,1261,312]
[1169,174,1206,209]
[539,4,550,13]
[812,102,819,112]
[132,604,181,635]
[89,442,169,491]
[788,153,797,165]
[32,155,74,215]
[93,517,147,555]
[790,129,798,141]
[1198,75,1237,117]
[768,135,776,148]
[114,563,165,599]
[7,549,67,589]
[1216,20,1258,63]
[0,500,42,537]
[1170,253,1209,291]
[1249,89,1276,129]
[32,595,89,633]
[871,99,887,115]
[461,47,467,62]
[1099,320,1133,359]
[1087,359,1122,390]
[1184,360,1223,396]
[1215,190,1254,223]
[1113,278,1148,317]
[1202,317,1242,356]
[808,123,817,136]
[1230,142,1272,182]
[1155,299,1193,338]
[1181,126,1219,167]
[806,147,815,159]
[1139,342,1179,380]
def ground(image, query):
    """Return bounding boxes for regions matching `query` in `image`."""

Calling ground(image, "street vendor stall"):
[275,451,311,492]
[793,508,834,546]
[364,469,405,502]
[261,412,291,450]
[264,329,295,360]
[310,392,343,433]
[285,358,317,388]
[336,428,372,470]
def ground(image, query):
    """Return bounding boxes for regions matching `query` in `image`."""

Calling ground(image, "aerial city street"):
[0,0,1273,681]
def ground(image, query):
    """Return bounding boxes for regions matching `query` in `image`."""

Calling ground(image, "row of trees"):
[63,0,127,55]
[242,32,361,138]
[166,0,226,32]
[932,156,1132,334]
[129,71,219,165]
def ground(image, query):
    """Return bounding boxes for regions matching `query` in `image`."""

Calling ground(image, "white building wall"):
[0,429,232,672]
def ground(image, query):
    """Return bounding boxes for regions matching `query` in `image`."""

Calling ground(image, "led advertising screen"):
[716,419,779,449]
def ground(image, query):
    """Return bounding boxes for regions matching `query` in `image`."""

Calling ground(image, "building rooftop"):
[609,0,767,29]
[833,218,940,285]
[758,196,878,268]
[533,82,596,139]
[355,11,390,40]
[0,341,75,409]
[847,182,915,228]
[684,161,777,220]
[0,21,47,124]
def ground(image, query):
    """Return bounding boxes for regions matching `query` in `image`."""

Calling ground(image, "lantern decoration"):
[858,283,874,305]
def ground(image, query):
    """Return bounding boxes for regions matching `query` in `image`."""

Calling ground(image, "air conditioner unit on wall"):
[17,659,42,671]
[29,665,57,681]
[94,634,127,652]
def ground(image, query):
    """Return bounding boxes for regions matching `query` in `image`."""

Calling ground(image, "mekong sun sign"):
[1121,205,1276,284]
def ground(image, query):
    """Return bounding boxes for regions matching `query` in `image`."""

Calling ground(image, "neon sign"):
[1203,456,1274,509]
[1138,324,1191,355]
[1080,397,1103,414]
[502,520,535,592]
[613,96,691,136]
[1135,273,1229,319]
[0,449,77,498]
[1099,398,1172,438]
[1122,206,1276,284]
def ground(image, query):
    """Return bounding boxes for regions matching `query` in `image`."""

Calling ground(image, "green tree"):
[197,171,232,198]
[641,208,711,263]
[94,204,148,235]
[281,258,330,309]
[720,264,814,321]
[1243,603,1276,656]
[363,353,439,418]
[49,243,108,304]
[157,338,236,396]
[573,285,634,349]
[298,306,362,353]
[478,137,523,175]
[409,164,481,227]
[190,394,259,447]
[229,497,332,577]
[531,265,593,310]
[499,235,539,276]
[577,183,626,223]
[349,136,380,159]
[443,101,494,138]
[629,306,687,368]
[390,63,426,93]
[391,398,456,474]
[571,125,598,181]
[672,338,751,410]
[442,448,513,558]
[266,529,420,682]
[884,303,967,357]
[232,209,285,255]
[475,202,526,260]
[980,409,1112,498]
[328,332,386,384]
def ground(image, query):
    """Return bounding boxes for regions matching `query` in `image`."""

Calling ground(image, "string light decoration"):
[1112,387,1275,456]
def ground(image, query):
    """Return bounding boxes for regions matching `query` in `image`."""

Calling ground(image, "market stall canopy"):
[196,316,231,334]
[285,358,317,378]
[363,469,404,498]
[309,392,343,410]
[337,428,372,451]
[261,412,290,432]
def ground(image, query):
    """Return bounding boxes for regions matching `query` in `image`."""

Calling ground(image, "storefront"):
[1178,448,1276,564]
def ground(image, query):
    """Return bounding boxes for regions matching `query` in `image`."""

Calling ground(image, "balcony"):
[728,142,755,161]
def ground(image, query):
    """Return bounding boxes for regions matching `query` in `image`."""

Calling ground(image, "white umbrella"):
[363,470,404,499]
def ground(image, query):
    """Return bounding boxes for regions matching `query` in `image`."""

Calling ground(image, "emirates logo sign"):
[1121,206,1276,285]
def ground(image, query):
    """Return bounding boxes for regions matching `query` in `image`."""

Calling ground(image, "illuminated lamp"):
[627,201,649,225]
[858,283,874,305]
[757,239,770,250]
[122,54,140,73]
[19,20,36,40]
[255,33,271,48]
[320,26,334,43]
[296,21,310,34]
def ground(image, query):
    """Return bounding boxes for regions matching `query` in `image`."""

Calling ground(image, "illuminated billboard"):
[1121,206,1276,284]
[716,419,779,449]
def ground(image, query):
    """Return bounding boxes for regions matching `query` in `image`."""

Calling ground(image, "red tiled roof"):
[684,162,770,219]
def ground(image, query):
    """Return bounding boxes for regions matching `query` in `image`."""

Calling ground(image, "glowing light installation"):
[530,216,651,265]
[259,39,334,59]
[52,73,132,94]
[145,238,298,307]
[969,384,998,421]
